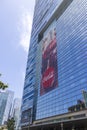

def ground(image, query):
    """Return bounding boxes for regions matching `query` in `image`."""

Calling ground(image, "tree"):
[0,81,8,90]
[7,118,15,130]
[0,74,8,90]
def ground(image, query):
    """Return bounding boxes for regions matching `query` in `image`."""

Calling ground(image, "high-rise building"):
[21,0,87,129]
[0,90,14,125]
[12,98,21,130]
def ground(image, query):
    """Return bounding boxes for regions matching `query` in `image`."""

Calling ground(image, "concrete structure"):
[21,0,87,129]
[0,90,14,125]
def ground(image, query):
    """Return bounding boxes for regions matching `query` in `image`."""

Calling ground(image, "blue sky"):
[0,0,35,98]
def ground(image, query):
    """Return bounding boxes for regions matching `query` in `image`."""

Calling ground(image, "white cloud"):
[18,10,33,52]
[22,71,25,81]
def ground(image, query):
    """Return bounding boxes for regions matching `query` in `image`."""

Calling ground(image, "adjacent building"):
[12,98,21,130]
[21,0,87,130]
[0,90,14,125]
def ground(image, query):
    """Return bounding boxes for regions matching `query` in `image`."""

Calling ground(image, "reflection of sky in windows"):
[36,0,87,119]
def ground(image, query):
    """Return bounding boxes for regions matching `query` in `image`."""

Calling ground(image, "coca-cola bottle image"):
[40,27,58,95]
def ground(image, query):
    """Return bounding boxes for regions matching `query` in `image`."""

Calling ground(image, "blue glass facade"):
[21,0,64,125]
[36,0,87,120]
[21,35,37,124]
[0,91,14,125]
[21,0,87,125]
[0,92,8,125]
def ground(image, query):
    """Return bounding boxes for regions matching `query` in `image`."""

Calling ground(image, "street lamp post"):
[72,125,75,130]
[28,116,30,130]
[28,110,32,130]
[61,122,63,130]
[28,122,30,130]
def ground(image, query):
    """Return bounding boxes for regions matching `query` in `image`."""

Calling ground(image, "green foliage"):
[0,74,8,90]
[0,81,8,90]
[7,118,15,130]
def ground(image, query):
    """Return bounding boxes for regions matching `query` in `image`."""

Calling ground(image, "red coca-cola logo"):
[42,67,55,89]
[42,38,56,59]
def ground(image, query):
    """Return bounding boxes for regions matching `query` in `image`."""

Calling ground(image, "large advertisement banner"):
[40,25,58,95]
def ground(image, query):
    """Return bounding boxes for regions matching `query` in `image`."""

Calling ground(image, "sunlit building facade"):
[12,98,21,130]
[21,0,87,130]
[0,90,14,125]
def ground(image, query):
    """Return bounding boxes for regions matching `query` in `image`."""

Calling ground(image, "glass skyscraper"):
[12,98,21,130]
[0,90,14,125]
[21,0,87,129]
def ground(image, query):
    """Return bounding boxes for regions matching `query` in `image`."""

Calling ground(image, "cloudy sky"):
[0,0,35,98]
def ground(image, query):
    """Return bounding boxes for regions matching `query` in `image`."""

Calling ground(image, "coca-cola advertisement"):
[40,25,58,95]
